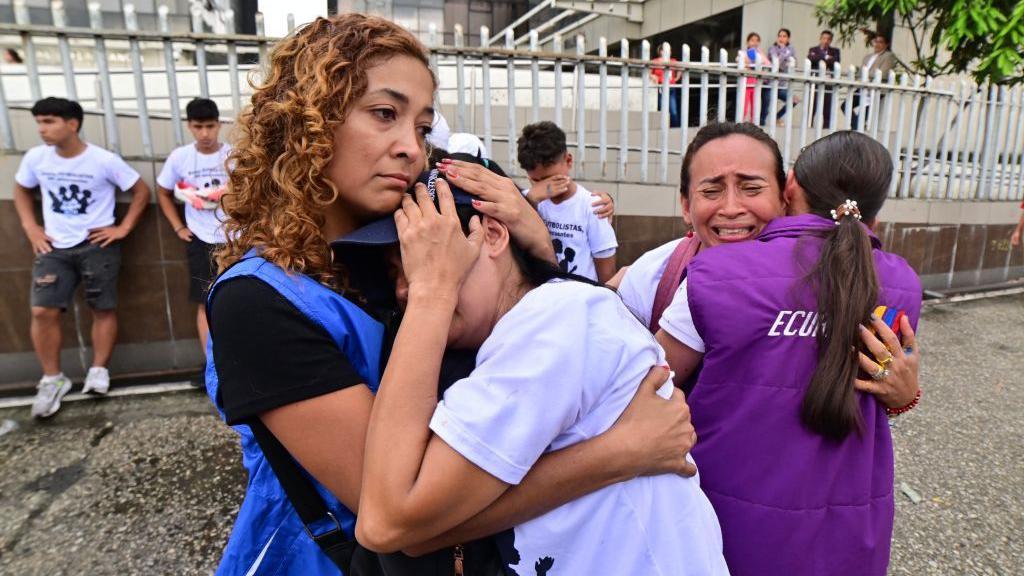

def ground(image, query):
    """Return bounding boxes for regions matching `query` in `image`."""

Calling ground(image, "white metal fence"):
[1,2,1022,202]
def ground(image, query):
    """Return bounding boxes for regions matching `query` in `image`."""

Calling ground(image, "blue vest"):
[205,253,384,575]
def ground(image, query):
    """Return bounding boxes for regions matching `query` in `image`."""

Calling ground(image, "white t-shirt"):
[536,183,618,281]
[659,278,706,353]
[430,280,727,576]
[617,238,683,328]
[15,143,141,249]
[156,143,231,244]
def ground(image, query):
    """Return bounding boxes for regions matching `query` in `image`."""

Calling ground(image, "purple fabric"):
[686,214,922,576]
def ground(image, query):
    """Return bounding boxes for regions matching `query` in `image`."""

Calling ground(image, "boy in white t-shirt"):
[517,121,618,282]
[14,97,150,417]
[156,98,231,358]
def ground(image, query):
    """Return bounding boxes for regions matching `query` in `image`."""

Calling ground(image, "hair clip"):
[830,199,862,225]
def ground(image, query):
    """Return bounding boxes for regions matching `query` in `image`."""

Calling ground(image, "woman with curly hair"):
[206,13,699,575]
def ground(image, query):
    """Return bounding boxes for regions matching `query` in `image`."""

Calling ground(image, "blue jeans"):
[657,86,682,128]
[760,87,789,124]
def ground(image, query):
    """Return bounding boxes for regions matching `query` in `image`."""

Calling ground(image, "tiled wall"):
[0,168,205,385]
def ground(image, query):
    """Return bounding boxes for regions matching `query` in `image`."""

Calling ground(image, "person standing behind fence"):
[14,97,149,418]
[155,98,231,363]
[852,33,897,130]
[808,30,841,128]
[761,28,797,126]
[743,33,769,123]
[651,44,683,128]
[517,121,618,283]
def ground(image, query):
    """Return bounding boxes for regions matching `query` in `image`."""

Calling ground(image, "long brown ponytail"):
[795,131,892,440]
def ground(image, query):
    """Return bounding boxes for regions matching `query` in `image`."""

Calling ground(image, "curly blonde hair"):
[218,13,434,285]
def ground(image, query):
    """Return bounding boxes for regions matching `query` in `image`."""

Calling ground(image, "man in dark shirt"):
[808,30,841,129]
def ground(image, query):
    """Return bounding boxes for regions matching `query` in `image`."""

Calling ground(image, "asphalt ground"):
[0,294,1021,575]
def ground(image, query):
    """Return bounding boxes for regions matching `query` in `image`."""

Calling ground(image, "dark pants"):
[760,87,790,124]
[657,86,682,128]
[811,90,834,129]
[851,93,886,131]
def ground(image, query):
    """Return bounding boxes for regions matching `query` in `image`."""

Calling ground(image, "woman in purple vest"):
[657,131,922,575]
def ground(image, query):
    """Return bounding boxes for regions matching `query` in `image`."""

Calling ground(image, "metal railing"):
[1,2,1022,202]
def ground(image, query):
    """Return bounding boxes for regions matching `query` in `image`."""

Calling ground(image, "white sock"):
[41,372,65,383]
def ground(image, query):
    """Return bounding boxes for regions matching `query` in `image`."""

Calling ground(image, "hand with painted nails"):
[855,314,920,409]
[436,159,556,264]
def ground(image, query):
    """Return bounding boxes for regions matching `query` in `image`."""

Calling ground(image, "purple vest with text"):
[686,214,922,576]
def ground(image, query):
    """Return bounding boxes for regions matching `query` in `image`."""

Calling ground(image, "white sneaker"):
[82,366,110,395]
[31,374,72,418]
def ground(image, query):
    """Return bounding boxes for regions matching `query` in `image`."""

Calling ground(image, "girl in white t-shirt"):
[358,179,728,575]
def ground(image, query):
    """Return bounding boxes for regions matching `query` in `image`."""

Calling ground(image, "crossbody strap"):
[247,418,356,566]
[649,236,700,334]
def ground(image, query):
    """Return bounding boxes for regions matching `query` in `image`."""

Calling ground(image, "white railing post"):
[14,0,41,102]
[798,60,812,155]
[618,39,629,181]
[599,37,608,176]
[124,4,153,157]
[89,3,119,154]
[554,34,564,127]
[698,46,710,127]
[575,35,586,178]
[660,42,671,183]
[734,51,745,123]
[529,30,540,124]
[889,74,911,197]
[505,30,516,173]
[945,81,968,199]
[680,44,691,156]
[159,6,184,147]
[899,75,924,199]
[481,27,492,158]
[717,49,728,123]
[454,24,466,132]
[641,40,651,182]
[912,77,935,198]
[51,1,78,101]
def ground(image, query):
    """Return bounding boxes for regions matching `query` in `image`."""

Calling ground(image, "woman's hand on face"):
[854,314,920,409]
[437,159,556,264]
[394,179,483,298]
[606,365,698,478]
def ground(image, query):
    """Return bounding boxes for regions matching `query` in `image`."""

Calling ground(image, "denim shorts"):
[31,241,121,310]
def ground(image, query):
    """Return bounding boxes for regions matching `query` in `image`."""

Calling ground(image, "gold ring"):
[877,355,894,369]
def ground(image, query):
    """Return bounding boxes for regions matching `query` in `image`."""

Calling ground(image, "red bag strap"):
[649,236,701,333]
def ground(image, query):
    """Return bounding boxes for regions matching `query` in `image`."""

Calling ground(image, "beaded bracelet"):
[886,388,921,416]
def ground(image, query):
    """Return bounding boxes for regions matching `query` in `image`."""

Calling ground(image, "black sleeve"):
[209,277,365,425]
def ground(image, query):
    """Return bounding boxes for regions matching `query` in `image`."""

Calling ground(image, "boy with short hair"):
[14,97,150,417]
[156,98,231,357]
[517,121,618,282]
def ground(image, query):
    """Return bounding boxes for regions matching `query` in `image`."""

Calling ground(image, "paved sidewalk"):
[0,295,1021,575]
